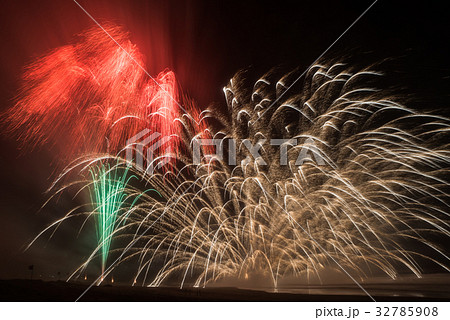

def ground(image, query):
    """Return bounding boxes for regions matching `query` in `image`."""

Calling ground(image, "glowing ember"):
[7,25,182,171]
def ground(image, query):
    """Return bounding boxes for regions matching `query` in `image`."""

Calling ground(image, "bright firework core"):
[5,24,450,290]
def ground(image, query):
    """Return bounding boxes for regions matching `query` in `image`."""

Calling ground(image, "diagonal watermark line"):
[71,0,377,301]
[264,189,376,301]
[74,159,202,301]
[75,175,376,302]
[72,0,200,125]
[74,162,376,301]
[75,212,163,301]
[252,0,378,125]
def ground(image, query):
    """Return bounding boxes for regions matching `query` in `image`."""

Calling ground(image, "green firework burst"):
[90,163,132,275]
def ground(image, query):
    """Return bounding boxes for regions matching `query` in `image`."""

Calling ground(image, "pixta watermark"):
[126,129,326,173]
[192,137,326,166]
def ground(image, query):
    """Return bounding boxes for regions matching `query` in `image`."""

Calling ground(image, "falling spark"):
[5,25,181,171]
[8,26,450,288]
[42,64,450,288]
[90,163,132,275]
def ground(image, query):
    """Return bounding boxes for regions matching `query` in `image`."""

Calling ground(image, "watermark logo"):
[126,130,326,174]
[193,137,326,166]
[125,129,172,174]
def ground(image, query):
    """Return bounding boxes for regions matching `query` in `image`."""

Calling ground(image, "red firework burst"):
[6,25,189,171]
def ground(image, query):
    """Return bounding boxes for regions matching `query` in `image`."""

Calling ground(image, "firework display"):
[6,26,450,289]
[90,163,131,279]
[6,25,181,168]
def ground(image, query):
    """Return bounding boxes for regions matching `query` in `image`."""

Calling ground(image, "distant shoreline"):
[0,279,448,302]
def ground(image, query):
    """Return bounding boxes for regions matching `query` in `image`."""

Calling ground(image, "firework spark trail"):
[7,24,450,289]
[89,163,133,279]
[145,64,450,287]
[29,61,450,291]
[252,0,378,124]
[6,25,215,286]
[5,25,181,171]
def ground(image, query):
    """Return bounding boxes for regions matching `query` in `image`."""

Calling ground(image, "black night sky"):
[0,0,450,283]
